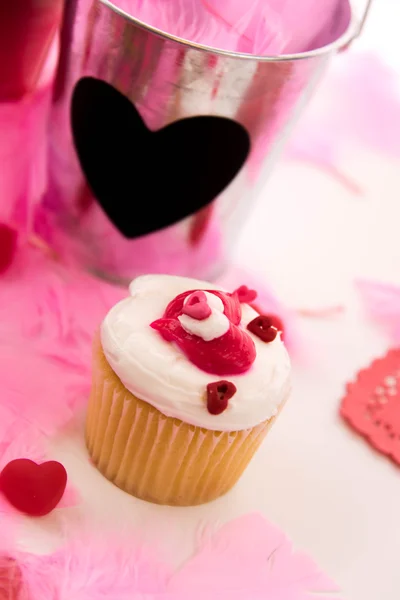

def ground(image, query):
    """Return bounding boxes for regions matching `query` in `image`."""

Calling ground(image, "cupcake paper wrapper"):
[86,336,274,506]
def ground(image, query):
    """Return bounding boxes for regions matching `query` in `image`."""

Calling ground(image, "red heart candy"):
[182,291,212,320]
[0,459,67,517]
[341,349,400,465]
[206,380,237,415]
[234,285,258,304]
[247,315,278,343]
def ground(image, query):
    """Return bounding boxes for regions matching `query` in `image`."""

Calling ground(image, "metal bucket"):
[38,0,371,283]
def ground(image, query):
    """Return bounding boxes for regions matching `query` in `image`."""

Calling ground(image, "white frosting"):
[179,291,230,341]
[101,275,291,431]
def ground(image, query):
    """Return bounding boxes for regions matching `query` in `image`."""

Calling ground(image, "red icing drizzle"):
[151,289,256,376]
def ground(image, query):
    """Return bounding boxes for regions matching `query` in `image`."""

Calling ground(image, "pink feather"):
[16,534,172,599]
[286,53,400,186]
[5,514,341,599]
[356,279,400,343]
[170,514,341,599]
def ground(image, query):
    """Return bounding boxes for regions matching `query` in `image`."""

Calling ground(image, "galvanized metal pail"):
[38,0,371,282]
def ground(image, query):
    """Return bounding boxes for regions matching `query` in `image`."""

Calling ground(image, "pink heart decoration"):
[181,291,211,320]
[234,285,258,304]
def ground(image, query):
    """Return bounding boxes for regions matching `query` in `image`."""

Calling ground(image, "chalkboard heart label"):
[71,77,250,239]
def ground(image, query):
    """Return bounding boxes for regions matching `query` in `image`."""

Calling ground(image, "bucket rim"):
[99,0,359,62]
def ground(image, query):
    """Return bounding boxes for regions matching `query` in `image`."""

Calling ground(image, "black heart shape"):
[71,77,250,239]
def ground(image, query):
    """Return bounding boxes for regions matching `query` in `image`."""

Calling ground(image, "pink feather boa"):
[1,514,340,599]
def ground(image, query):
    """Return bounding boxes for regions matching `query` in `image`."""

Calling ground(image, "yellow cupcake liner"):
[86,334,277,506]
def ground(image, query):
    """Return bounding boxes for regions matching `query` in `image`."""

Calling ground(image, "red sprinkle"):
[0,224,17,274]
[247,315,279,343]
[181,291,211,320]
[251,308,285,341]
[234,285,258,304]
[206,380,237,415]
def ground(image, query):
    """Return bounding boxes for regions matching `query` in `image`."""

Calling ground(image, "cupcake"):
[86,275,291,506]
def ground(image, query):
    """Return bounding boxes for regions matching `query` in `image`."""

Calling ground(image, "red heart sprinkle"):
[251,308,285,340]
[264,313,284,334]
[0,224,17,274]
[206,380,237,415]
[181,291,212,320]
[0,459,67,517]
[247,315,278,343]
[234,285,258,304]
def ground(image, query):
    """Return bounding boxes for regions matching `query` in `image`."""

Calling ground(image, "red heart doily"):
[340,348,400,465]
